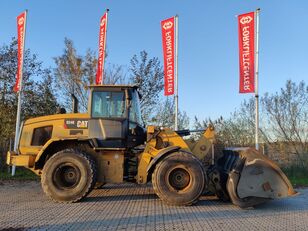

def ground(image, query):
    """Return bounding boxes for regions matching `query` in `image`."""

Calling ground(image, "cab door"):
[127,89,146,148]
[88,90,128,148]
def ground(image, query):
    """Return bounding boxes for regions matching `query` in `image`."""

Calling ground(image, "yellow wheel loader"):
[7,85,296,207]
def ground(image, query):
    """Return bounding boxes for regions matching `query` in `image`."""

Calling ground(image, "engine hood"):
[24,113,90,126]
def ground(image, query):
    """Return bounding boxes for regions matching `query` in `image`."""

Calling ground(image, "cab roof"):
[88,84,138,89]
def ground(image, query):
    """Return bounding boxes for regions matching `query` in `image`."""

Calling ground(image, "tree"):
[261,80,308,165]
[104,63,126,85]
[54,38,126,112]
[22,71,59,118]
[193,97,267,147]
[0,39,58,171]
[151,97,189,129]
[194,80,308,167]
[193,101,255,147]
[129,50,164,124]
[0,38,58,139]
[54,38,95,112]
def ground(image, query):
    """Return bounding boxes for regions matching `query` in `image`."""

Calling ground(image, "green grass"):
[0,167,39,181]
[287,177,308,187]
[282,166,308,187]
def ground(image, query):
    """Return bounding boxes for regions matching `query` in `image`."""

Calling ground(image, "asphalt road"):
[0,181,307,231]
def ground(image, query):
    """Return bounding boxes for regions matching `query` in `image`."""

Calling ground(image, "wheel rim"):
[168,167,191,191]
[52,163,81,190]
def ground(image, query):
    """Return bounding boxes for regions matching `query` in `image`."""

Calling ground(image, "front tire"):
[41,149,97,203]
[152,151,205,206]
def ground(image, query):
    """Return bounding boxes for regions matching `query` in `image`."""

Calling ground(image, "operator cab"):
[88,85,146,149]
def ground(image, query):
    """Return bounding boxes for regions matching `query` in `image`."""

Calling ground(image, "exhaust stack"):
[72,94,78,113]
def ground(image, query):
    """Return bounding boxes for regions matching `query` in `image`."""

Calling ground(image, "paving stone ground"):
[0,181,307,231]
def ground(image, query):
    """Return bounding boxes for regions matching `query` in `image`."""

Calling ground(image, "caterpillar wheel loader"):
[7,85,296,207]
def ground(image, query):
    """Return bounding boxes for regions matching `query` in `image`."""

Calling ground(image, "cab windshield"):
[91,91,126,118]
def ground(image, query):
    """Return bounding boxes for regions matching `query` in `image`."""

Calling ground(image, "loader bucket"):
[216,148,297,208]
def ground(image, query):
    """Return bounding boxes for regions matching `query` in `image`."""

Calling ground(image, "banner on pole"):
[161,17,175,96]
[238,12,255,93]
[96,10,108,85]
[14,11,27,92]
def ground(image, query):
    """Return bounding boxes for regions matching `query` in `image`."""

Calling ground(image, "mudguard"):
[146,146,181,173]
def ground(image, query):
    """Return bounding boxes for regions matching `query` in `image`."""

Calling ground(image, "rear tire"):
[152,151,205,206]
[41,149,97,203]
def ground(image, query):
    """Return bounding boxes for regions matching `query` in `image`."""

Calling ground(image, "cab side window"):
[31,126,53,146]
[129,90,142,125]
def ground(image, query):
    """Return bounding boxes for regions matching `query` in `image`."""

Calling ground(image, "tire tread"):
[41,148,97,203]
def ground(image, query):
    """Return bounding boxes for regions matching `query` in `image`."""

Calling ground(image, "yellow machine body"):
[7,85,296,207]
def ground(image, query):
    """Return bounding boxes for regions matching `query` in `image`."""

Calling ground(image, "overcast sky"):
[1,0,307,123]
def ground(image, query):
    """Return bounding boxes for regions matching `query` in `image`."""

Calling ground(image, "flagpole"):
[12,10,27,176]
[12,87,22,176]
[174,15,179,131]
[255,8,260,151]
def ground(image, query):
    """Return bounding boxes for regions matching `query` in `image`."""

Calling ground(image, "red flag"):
[161,17,175,96]
[96,10,108,85]
[14,11,27,92]
[238,12,255,93]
